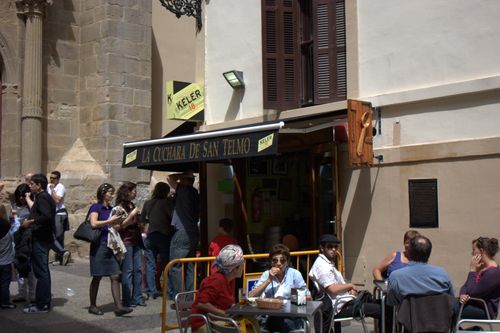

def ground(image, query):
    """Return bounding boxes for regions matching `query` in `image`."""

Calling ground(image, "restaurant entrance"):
[234,141,340,254]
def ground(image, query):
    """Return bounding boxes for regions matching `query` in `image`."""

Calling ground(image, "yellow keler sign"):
[166,80,204,121]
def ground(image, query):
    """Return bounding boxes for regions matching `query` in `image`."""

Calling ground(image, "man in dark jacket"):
[22,174,56,313]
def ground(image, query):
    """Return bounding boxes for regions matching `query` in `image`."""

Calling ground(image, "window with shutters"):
[408,179,439,228]
[262,0,346,110]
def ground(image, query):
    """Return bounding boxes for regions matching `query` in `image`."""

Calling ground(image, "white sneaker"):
[62,251,71,266]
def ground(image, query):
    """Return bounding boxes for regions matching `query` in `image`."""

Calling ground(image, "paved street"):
[0,258,178,333]
[0,258,371,333]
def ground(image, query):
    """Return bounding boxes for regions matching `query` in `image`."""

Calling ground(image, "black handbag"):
[74,208,102,243]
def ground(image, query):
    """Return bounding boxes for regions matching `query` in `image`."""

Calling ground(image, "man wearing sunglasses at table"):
[309,234,380,332]
[249,243,310,333]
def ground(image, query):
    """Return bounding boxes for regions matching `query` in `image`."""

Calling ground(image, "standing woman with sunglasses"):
[249,243,309,332]
[88,183,132,317]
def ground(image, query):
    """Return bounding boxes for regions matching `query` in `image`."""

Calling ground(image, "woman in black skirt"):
[88,183,132,316]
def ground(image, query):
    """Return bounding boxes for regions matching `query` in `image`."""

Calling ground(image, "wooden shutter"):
[312,0,346,103]
[262,0,300,110]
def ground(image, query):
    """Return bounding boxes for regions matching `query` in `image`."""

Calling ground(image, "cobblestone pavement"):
[0,258,372,333]
[0,258,179,333]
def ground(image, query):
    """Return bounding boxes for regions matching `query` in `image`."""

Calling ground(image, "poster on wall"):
[166,80,204,122]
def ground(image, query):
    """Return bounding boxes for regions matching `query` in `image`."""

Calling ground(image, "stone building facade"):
[0,0,152,256]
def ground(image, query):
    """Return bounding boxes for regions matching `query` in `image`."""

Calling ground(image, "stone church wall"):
[1,0,153,257]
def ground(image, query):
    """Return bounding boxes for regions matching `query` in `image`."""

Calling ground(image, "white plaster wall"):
[373,90,500,148]
[357,0,500,97]
[340,149,500,290]
[204,0,264,125]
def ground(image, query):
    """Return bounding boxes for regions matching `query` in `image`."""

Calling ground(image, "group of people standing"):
[0,172,71,314]
[0,168,201,318]
[86,170,200,316]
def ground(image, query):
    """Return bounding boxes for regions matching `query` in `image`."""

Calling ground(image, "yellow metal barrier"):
[161,249,344,333]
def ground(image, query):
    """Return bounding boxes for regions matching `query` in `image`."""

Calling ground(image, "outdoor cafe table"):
[373,280,389,333]
[227,300,323,333]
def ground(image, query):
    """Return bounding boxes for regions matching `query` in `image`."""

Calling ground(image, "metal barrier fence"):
[160,249,344,333]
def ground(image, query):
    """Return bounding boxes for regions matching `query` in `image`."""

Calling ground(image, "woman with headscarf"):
[191,244,256,333]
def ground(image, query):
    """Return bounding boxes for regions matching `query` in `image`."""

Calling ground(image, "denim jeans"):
[0,263,12,305]
[17,271,37,301]
[50,214,67,259]
[31,239,51,308]
[144,232,171,296]
[121,244,143,306]
[169,229,199,299]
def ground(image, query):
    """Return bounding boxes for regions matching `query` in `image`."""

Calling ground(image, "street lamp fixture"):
[223,70,245,89]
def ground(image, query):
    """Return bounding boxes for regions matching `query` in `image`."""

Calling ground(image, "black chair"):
[396,293,455,333]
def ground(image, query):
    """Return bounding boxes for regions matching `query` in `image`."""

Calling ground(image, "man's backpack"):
[352,290,373,319]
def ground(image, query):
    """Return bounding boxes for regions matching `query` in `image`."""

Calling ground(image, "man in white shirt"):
[309,234,380,332]
[47,171,70,266]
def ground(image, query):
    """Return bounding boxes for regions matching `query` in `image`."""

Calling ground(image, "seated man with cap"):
[309,234,380,332]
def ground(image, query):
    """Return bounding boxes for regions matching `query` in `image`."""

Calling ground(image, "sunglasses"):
[272,257,287,264]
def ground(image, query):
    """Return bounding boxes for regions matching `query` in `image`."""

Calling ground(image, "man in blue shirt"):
[387,235,454,306]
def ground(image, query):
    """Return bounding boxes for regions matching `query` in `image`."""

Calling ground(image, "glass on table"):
[238,288,248,305]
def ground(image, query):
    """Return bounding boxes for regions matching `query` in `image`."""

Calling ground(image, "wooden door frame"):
[309,142,341,246]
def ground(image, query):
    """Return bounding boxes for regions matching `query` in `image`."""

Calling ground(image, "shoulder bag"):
[74,207,102,243]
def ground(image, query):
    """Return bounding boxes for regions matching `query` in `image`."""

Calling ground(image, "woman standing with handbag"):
[88,183,132,317]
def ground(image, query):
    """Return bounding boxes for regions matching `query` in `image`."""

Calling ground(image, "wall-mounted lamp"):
[223,70,244,89]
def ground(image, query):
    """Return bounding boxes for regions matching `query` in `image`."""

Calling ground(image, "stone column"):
[16,0,52,174]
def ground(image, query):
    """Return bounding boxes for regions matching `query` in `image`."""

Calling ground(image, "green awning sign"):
[166,80,204,121]
[122,128,280,169]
